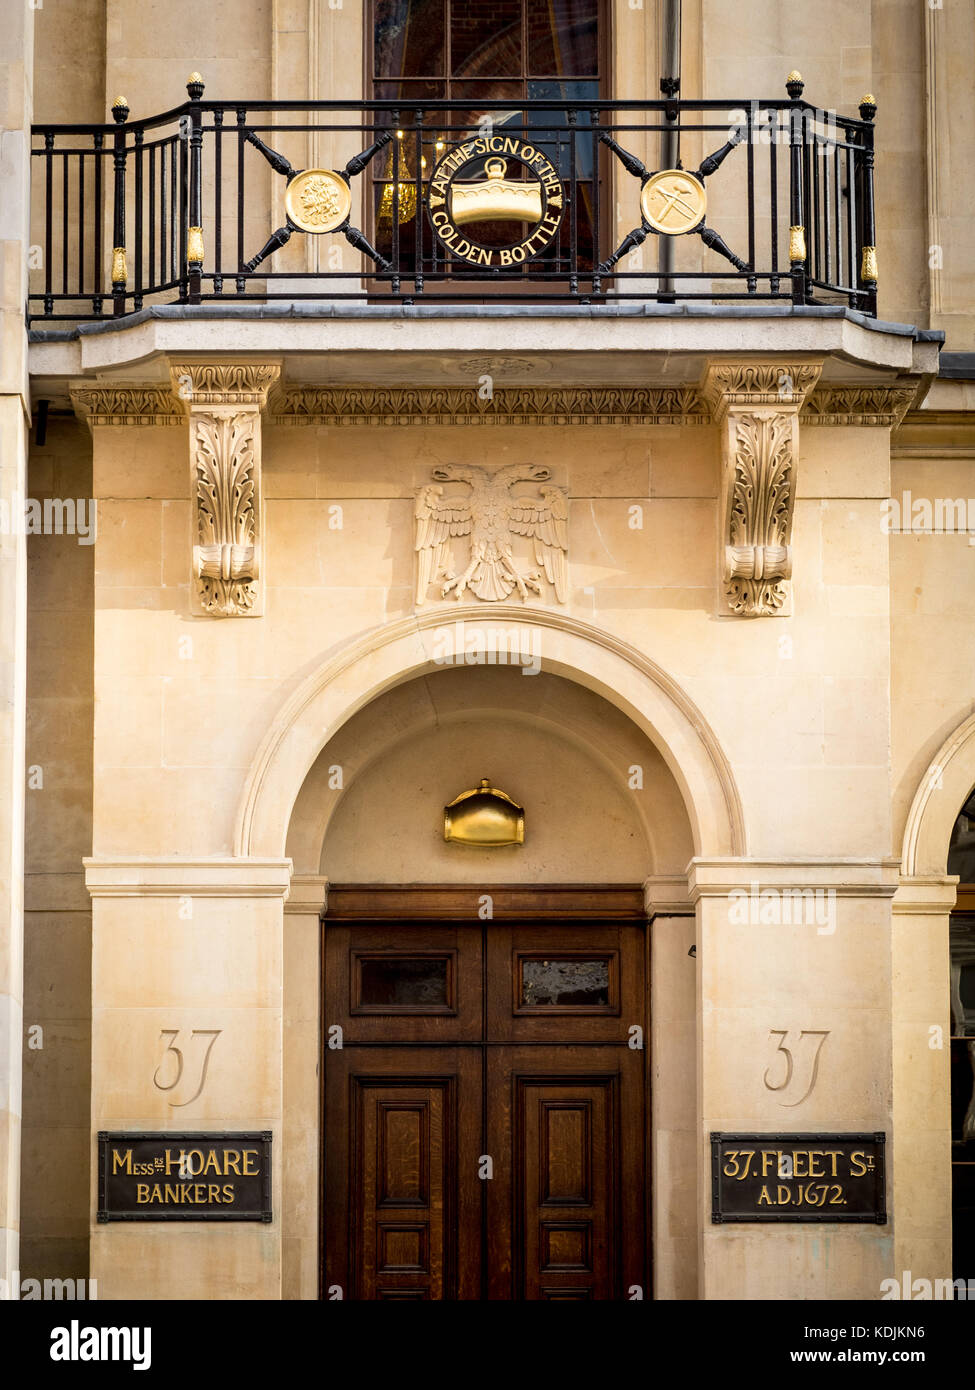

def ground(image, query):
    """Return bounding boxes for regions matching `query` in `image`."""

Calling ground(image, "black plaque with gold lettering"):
[711,1132,886,1223]
[97,1132,272,1222]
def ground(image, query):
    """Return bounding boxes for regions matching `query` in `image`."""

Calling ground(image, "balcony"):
[28,75,879,325]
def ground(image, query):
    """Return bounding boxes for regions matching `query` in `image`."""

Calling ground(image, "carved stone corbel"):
[701,360,822,617]
[169,361,281,617]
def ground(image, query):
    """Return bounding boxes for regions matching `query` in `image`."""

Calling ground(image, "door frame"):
[318,883,652,1300]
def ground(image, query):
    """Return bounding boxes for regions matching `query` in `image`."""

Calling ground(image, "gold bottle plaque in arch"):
[443,779,525,847]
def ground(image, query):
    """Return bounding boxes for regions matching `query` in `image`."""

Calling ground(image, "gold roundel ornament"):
[427,136,565,268]
[641,169,707,236]
[284,168,351,234]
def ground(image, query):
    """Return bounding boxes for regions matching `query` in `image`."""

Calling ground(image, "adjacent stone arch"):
[234,606,746,861]
[901,710,975,877]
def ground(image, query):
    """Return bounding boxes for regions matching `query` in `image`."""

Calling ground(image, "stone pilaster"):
[701,360,822,617]
[0,0,34,1290]
[85,856,291,1298]
[688,857,899,1299]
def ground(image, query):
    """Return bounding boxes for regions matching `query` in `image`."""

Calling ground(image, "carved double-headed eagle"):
[415,463,568,604]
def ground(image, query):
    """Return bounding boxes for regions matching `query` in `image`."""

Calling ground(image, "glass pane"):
[374,0,446,78]
[951,1038,975,1147]
[446,80,523,133]
[526,83,597,178]
[372,80,447,110]
[947,787,975,880]
[451,0,522,78]
[359,956,449,1006]
[950,919,975,1037]
[521,957,610,1006]
[527,0,599,78]
[953,1164,975,1278]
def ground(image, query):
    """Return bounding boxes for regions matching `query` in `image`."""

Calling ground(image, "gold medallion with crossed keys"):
[640,169,707,236]
[284,168,352,234]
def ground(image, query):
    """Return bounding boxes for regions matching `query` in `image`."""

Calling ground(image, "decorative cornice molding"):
[802,385,917,427]
[70,384,185,427]
[169,362,281,407]
[65,374,924,431]
[267,385,712,426]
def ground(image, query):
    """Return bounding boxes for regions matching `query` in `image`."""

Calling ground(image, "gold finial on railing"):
[789,226,807,264]
[861,246,878,283]
[187,227,205,265]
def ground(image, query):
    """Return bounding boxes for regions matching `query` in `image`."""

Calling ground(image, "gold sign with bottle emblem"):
[640,169,707,236]
[284,168,352,234]
[427,136,564,268]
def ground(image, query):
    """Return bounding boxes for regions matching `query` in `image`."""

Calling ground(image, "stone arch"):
[234,605,746,861]
[901,710,975,877]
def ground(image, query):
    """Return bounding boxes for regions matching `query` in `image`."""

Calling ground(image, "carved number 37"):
[153,1029,221,1107]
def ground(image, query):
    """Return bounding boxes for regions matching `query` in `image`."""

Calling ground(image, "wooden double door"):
[323,906,648,1300]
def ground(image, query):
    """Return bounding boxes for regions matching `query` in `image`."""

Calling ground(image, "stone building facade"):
[1,0,973,1300]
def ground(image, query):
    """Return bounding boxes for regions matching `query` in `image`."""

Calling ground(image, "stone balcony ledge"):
[28,303,942,396]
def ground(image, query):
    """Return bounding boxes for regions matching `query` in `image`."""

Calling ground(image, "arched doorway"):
[897,711,975,1286]
[308,666,681,1299]
[238,608,743,1299]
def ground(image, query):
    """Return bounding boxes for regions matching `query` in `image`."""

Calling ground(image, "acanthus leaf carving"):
[723,412,796,617]
[192,411,260,617]
[700,361,822,415]
[702,360,820,620]
[170,362,280,407]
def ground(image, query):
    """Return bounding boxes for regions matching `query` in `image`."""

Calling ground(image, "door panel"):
[323,911,648,1300]
[324,1047,482,1300]
[485,1046,646,1299]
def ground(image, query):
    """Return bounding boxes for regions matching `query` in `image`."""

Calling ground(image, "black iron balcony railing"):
[28,74,878,324]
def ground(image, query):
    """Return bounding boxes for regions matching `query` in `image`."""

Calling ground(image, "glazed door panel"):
[324,922,483,1043]
[323,914,648,1300]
